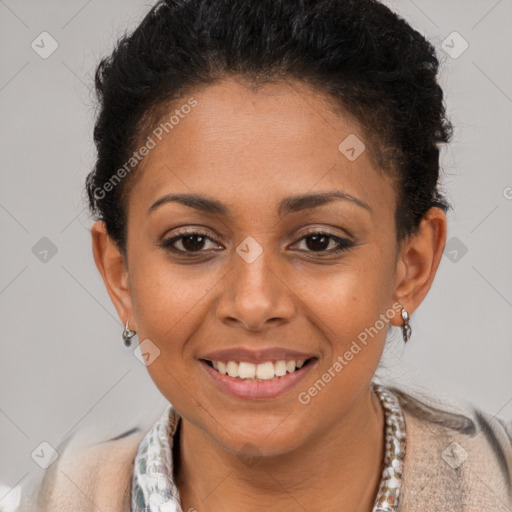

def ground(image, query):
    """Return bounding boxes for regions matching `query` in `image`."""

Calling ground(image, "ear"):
[91,220,136,330]
[389,207,447,327]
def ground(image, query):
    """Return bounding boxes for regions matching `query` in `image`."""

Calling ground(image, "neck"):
[175,385,385,512]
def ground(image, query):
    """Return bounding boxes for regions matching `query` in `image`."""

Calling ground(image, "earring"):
[122,319,136,347]
[401,307,412,343]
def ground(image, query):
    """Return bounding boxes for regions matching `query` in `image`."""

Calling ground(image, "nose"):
[215,247,296,331]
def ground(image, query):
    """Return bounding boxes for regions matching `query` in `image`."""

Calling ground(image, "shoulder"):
[18,426,146,512]
[387,385,512,511]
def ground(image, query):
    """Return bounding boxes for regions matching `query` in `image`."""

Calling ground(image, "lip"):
[199,357,317,400]
[199,347,317,364]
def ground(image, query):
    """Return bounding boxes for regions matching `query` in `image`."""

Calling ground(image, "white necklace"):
[131,383,406,512]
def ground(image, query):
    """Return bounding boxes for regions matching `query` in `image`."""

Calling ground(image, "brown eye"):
[304,234,331,251]
[161,230,222,253]
[178,234,207,251]
[294,232,354,254]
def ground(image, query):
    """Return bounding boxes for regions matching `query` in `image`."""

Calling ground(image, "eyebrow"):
[148,190,372,216]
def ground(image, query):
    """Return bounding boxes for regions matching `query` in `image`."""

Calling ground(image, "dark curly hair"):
[86,0,453,255]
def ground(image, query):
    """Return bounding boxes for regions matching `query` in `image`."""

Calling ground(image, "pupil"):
[183,235,205,251]
[307,234,329,251]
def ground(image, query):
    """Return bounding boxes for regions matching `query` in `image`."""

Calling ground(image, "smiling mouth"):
[201,358,316,382]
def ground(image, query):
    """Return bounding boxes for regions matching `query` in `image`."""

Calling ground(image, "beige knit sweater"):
[18,386,512,511]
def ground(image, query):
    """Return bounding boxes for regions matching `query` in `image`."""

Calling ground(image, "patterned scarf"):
[131,405,183,512]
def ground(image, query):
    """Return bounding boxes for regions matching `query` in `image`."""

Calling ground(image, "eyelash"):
[160,228,355,257]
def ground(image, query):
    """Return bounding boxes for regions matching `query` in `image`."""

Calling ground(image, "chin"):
[208,412,312,459]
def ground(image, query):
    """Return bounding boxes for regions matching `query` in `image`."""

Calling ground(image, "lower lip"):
[199,360,316,400]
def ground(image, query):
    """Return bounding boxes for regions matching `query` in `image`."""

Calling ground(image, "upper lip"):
[199,347,317,364]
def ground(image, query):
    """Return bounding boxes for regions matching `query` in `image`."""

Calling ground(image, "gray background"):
[1,0,511,506]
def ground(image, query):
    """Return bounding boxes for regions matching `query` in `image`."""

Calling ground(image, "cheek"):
[127,252,233,397]
[130,266,211,347]
[293,273,393,422]
[299,250,396,373]
[311,278,390,365]
[299,249,395,326]
[127,258,213,406]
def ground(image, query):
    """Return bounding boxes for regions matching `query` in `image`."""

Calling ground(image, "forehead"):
[129,78,396,222]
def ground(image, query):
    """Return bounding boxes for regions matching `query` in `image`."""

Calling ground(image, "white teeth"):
[238,362,256,379]
[209,358,310,380]
[217,361,227,375]
[256,361,275,380]
[274,360,287,376]
[226,361,239,378]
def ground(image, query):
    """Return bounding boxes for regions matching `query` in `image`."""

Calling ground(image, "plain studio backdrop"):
[1,0,511,505]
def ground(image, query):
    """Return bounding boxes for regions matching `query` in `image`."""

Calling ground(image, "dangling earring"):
[401,307,412,343]
[122,319,136,347]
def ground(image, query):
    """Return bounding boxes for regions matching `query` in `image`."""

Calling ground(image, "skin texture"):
[91,78,447,512]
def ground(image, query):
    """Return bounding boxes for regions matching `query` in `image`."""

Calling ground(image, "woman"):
[18,0,512,510]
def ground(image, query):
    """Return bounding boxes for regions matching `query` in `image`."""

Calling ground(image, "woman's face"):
[97,78,418,456]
